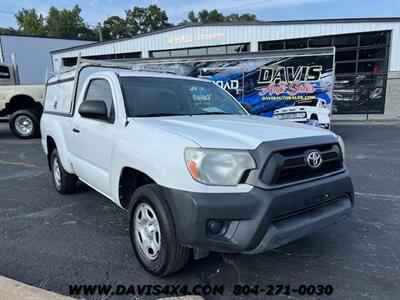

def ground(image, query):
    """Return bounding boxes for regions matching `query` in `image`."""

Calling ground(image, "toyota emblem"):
[306,151,323,168]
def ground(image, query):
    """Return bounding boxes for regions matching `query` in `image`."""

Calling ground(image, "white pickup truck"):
[273,98,331,129]
[41,61,354,276]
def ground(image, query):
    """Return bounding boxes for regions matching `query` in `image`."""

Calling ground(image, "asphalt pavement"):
[0,122,399,299]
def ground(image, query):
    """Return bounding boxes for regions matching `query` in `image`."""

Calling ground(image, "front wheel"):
[9,109,41,139]
[128,184,190,276]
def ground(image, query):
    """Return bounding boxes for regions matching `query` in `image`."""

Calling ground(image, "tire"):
[51,149,76,194]
[128,184,190,276]
[9,109,41,139]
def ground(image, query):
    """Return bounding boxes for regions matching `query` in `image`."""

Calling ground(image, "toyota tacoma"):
[41,62,354,276]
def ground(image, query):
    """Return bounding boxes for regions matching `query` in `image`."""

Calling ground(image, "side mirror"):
[78,101,108,120]
[242,103,252,114]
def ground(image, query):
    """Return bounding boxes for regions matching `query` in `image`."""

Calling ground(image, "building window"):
[309,37,332,47]
[227,43,248,53]
[359,48,386,60]
[63,57,78,67]
[336,50,357,62]
[149,43,249,58]
[151,50,170,58]
[360,31,388,46]
[188,47,207,56]
[334,35,358,48]
[207,46,226,55]
[170,49,189,57]
[62,52,141,67]
[258,40,284,51]
[336,62,357,74]
[285,38,308,49]
[259,30,390,114]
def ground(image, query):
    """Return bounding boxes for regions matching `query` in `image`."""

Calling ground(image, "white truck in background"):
[273,98,331,129]
[0,60,44,138]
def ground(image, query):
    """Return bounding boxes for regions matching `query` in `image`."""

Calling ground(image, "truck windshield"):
[120,77,247,117]
[294,99,319,106]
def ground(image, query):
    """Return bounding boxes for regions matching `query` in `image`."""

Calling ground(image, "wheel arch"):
[118,167,157,210]
[5,94,43,116]
[42,120,74,174]
[46,136,57,170]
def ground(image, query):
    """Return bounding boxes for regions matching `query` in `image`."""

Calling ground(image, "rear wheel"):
[9,109,41,139]
[51,149,76,194]
[128,184,190,276]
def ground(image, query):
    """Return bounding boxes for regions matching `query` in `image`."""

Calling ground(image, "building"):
[0,35,94,85]
[51,18,400,120]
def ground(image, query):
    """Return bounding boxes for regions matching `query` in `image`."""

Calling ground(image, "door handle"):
[72,128,80,133]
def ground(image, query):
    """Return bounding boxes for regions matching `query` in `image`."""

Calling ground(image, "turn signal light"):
[187,160,201,181]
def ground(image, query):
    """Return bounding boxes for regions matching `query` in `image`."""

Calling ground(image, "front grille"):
[272,197,341,223]
[261,143,343,186]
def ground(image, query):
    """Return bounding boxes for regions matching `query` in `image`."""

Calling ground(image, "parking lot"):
[0,121,399,299]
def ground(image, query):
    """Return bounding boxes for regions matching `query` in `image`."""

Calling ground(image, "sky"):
[0,0,399,28]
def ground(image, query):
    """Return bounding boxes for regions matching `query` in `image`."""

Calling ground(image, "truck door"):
[69,76,116,196]
[199,67,244,102]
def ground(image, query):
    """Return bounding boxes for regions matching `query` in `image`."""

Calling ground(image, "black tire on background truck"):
[128,184,191,276]
[9,109,41,139]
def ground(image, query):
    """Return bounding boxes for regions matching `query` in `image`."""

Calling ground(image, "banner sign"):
[125,49,335,127]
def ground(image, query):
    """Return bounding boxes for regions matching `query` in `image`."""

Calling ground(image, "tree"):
[199,9,225,23]
[225,13,257,22]
[15,8,45,36]
[102,16,128,40]
[45,5,94,39]
[0,27,20,35]
[125,5,172,36]
[180,9,258,24]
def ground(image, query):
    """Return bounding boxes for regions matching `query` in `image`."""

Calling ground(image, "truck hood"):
[133,115,333,149]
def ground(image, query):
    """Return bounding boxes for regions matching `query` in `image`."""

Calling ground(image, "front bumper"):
[162,170,354,253]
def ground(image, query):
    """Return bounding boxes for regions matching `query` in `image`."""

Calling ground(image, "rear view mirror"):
[78,101,108,120]
[242,103,252,114]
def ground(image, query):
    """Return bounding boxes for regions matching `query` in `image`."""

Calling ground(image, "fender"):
[108,123,205,204]
[41,115,75,174]
[3,85,44,104]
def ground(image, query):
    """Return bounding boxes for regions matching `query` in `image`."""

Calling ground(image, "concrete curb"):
[0,275,75,300]
[0,275,205,300]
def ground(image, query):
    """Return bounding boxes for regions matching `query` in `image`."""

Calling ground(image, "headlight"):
[184,148,256,186]
[337,135,345,160]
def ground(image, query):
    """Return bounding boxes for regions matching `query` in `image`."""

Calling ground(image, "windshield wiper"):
[133,112,186,117]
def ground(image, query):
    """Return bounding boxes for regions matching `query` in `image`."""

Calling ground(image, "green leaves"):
[179,10,257,25]
[125,5,172,36]
[9,5,95,40]
[15,8,45,36]
[46,5,94,39]
[1,5,258,41]
[102,16,128,40]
